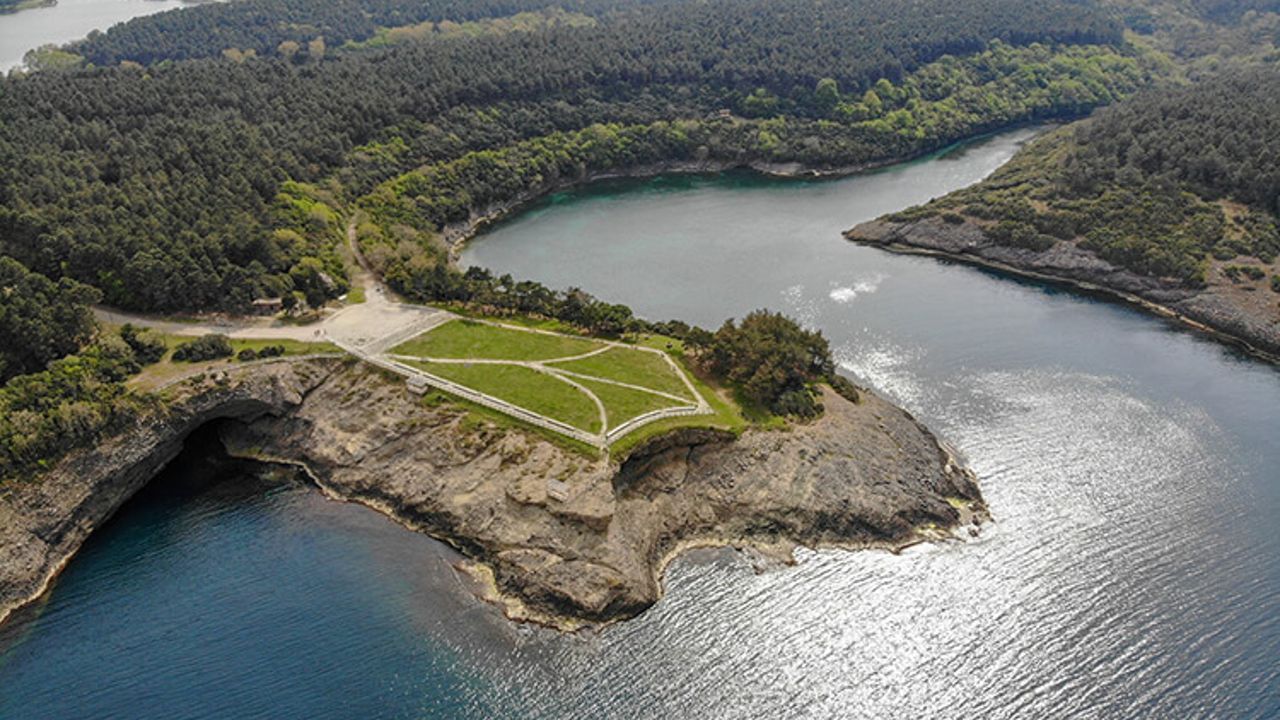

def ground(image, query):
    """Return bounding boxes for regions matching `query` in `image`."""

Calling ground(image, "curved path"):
[385,316,713,448]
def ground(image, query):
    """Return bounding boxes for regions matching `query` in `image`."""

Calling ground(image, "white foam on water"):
[828,273,887,304]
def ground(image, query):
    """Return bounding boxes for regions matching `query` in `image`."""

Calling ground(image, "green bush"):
[701,310,835,417]
[119,324,167,365]
[988,220,1056,251]
[172,334,233,362]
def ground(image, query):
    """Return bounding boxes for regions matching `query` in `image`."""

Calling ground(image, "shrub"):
[119,324,167,365]
[237,348,258,361]
[828,374,862,405]
[172,334,233,362]
[988,220,1055,251]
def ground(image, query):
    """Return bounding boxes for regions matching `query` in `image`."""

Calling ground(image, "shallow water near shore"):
[2,127,1278,718]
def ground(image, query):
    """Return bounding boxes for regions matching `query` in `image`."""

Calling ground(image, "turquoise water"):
[2,128,1277,717]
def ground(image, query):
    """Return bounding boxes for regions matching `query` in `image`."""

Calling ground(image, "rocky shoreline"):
[846,217,1280,364]
[0,357,984,631]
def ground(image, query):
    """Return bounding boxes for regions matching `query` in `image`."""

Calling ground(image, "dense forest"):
[68,0,1120,67]
[893,69,1280,285]
[69,0,664,65]
[0,0,1128,317]
[0,258,100,383]
[357,41,1151,284]
[0,0,1263,479]
[1189,0,1280,22]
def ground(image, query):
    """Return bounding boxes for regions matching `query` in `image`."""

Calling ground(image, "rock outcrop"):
[0,358,984,630]
[0,359,342,627]
[847,218,1280,361]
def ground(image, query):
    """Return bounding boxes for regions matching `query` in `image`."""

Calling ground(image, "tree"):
[702,310,835,416]
[0,258,101,382]
[814,78,841,115]
[171,334,234,362]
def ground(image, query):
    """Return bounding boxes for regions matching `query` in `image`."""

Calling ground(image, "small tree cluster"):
[119,324,167,365]
[172,334,233,362]
[696,310,836,417]
[237,345,286,362]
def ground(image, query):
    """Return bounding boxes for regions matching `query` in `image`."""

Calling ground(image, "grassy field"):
[418,389,603,458]
[391,316,762,454]
[607,361,752,457]
[549,347,692,400]
[575,377,683,429]
[392,319,600,361]
[408,360,603,433]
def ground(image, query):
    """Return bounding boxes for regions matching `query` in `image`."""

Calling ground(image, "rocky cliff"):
[0,359,342,627]
[0,358,984,630]
[846,217,1280,362]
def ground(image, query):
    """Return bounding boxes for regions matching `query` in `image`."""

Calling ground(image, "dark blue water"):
[2,128,1277,718]
[0,433,514,718]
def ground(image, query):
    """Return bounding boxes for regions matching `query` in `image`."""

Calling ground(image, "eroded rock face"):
[221,364,983,627]
[847,218,1280,359]
[0,359,984,630]
[0,359,342,626]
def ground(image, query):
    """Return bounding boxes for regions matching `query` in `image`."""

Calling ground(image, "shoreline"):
[0,0,55,15]
[443,123,1051,261]
[442,157,896,260]
[846,222,1280,367]
[0,363,986,633]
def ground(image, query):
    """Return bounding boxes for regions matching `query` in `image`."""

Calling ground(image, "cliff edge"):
[0,358,984,630]
[847,217,1280,362]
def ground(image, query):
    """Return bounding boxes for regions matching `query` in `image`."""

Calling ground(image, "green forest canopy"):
[0,0,1124,314]
[894,68,1280,284]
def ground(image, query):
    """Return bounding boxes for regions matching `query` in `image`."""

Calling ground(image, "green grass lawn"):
[607,360,753,458]
[549,346,692,400]
[574,377,684,430]
[392,319,602,361]
[408,360,602,433]
[389,318,760,453]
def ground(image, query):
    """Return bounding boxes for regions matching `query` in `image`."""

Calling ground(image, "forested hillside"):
[1189,0,1280,22]
[68,0,1120,67]
[69,0,663,65]
[890,69,1280,285]
[357,41,1153,298]
[0,0,1130,315]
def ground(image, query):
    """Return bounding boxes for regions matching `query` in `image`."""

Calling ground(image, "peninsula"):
[848,71,1280,362]
[0,354,983,630]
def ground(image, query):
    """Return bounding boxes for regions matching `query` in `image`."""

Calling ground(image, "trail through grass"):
[550,346,692,400]
[393,319,601,361]
[408,360,602,433]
